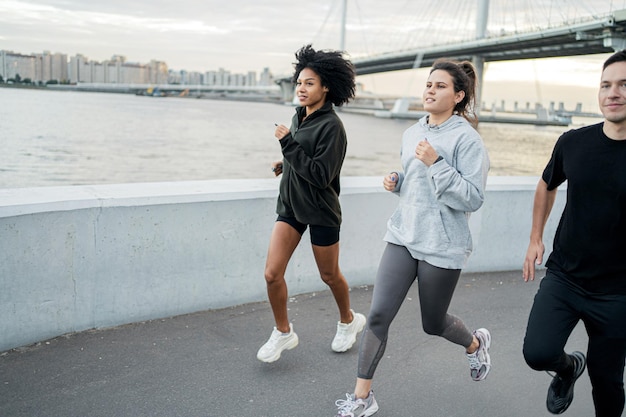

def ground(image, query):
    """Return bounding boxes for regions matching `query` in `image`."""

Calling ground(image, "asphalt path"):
[0,270,606,417]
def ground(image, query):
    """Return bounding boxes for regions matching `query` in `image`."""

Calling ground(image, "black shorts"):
[276,215,340,247]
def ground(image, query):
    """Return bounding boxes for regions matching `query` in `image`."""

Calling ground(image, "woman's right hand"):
[383,172,398,191]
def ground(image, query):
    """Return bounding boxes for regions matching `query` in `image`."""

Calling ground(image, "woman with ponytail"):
[335,59,491,417]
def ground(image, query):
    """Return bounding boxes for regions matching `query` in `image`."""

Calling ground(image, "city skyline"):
[0,44,612,113]
[0,47,274,87]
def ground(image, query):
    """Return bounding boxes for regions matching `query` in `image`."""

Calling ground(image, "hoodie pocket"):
[389,204,450,251]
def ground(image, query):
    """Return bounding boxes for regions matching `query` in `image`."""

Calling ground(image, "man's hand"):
[523,240,545,282]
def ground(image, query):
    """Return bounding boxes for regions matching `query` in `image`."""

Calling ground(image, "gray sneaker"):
[256,323,299,363]
[466,328,491,381]
[335,391,379,417]
[332,310,366,353]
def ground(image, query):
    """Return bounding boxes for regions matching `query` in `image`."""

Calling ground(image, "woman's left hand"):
[415,139,439,166]
[271,161,283,176]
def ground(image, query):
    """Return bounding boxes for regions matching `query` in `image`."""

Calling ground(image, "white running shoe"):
[332,310,366,353]
[335,391,379,417]
[256,323,299,363]
[466,328,491,381]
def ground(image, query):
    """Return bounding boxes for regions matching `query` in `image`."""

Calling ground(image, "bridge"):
[277,1,626,108]
[351,9,626,75]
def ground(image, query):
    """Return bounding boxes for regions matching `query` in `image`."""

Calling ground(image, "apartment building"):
[1,50,36,81]
[0,50,69,83]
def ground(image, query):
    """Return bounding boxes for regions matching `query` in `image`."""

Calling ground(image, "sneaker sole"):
[257,335,299,363]
[364,401,379,416]
[332,313,366,353]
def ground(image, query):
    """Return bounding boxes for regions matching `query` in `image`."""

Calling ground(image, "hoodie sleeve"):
[427,134,489,212]
[279,117,346,189]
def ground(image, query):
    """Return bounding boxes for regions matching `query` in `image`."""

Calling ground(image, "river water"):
[0,87,603,189]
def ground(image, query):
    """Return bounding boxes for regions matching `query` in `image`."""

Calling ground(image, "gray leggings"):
[357,243,474,379]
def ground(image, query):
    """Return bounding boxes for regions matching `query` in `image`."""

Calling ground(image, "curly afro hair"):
[291,44,356,107]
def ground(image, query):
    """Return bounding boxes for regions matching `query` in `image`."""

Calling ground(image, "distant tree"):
[0,74,4,83]
[15,74,22,83]
[46,79,59,85]
[23,78,32,84]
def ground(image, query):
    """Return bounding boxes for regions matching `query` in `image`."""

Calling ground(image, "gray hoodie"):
[384,114,490,269]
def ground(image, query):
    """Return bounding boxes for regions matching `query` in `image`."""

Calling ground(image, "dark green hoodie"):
[276,101,347,227]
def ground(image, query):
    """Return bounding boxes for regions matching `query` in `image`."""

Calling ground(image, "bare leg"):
[354,377,373,399]
[467,336,480,353]
[264,221,302,333]
[312,242,353,324]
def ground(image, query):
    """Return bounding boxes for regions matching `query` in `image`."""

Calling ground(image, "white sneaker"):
[256,323,299,363]
[466,328,491,381]
[335,391,379,417]
[332,310,366,352]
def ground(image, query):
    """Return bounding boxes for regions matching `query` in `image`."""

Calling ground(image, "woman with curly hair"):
[256,44,366,363]
[334,59,491,416]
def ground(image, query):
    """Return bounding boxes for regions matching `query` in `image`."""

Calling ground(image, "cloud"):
[484,56,609,88]
[0,1,228,35]
[0,0,622,90]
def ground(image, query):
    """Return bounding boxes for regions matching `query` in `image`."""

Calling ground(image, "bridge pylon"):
[604,33,626,51]
[276,78,294,104]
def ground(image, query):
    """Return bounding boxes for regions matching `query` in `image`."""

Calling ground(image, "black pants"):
[523,270,626,417]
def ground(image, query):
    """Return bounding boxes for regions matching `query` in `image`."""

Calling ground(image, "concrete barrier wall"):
[0,177,565,352]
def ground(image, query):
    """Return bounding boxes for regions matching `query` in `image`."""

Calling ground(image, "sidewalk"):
[0,270,598,417]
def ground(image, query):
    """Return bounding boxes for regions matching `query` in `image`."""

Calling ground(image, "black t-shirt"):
[543,122,626,293]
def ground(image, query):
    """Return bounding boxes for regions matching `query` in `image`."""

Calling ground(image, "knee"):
[522,346,546,371]
[367,310,391,335]
[318,270,333,285]
[421,314,445,336]
[319,269,344,287]
[422,321,443,337]
[264,267,283,286]
[522,343,560,371]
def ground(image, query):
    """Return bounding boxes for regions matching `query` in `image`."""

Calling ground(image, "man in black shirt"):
[522,49,626,417]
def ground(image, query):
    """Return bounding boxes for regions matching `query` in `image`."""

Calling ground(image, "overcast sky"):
[0,0,624,97]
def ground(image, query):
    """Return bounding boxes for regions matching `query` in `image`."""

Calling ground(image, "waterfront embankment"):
[0,176,565,353]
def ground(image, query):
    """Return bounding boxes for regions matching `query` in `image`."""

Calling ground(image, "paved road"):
[0,271,605,417]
